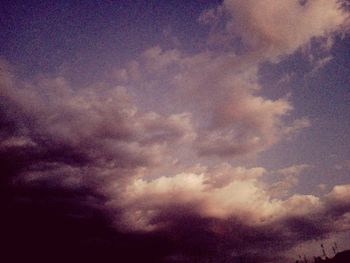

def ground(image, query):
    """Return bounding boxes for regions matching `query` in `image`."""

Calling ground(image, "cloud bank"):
[1,1,350,262]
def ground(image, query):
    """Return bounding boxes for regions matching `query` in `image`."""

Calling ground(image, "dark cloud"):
[0,182,178,263]
[0,63,193,262]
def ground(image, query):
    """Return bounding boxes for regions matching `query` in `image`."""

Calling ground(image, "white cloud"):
[110,169,281,231]
[222,0,349,60]
[106,165,350,239]
[326,184,350,203]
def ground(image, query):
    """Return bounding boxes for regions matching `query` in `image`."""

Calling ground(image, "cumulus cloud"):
[111,47,299,158]
[213,0,349,60]
[2,61,350,261]
[108,164,318,233]
[169,50,308,157]
[109,0,349,161]
[1,1,350,261]
[103,165,350,261]
[326,184,350,205]
[111,169,278,231]
[0,62,195,187]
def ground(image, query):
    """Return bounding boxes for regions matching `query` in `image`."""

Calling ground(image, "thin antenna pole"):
[321,244,327,259]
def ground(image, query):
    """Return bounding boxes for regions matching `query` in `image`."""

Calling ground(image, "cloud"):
[102,165,350,261]
[142,46,181,73]
[220,0,349,60]
[269,164,312,198]
[0,62,195,188]
[111,60,140,83]
[109,164,319,233]
[109,46,306,158]
[168,50,305,157]
[111,170,278,231]
[109,0,348,161]
[283,117,311,136]
[326,184,350,207]
[2,61,350,261]
[1,1,350,261]
[195,93,293,157]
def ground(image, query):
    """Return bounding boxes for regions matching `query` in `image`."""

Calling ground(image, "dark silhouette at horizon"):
[312,250,350,263]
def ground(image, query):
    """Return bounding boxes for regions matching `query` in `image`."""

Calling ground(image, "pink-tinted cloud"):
[1,1,350,261]
[206,0,349,60]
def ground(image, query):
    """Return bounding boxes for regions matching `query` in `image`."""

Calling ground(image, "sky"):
[1,1,350,262]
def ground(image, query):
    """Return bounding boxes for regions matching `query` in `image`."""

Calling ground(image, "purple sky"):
[1,1,350,262]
